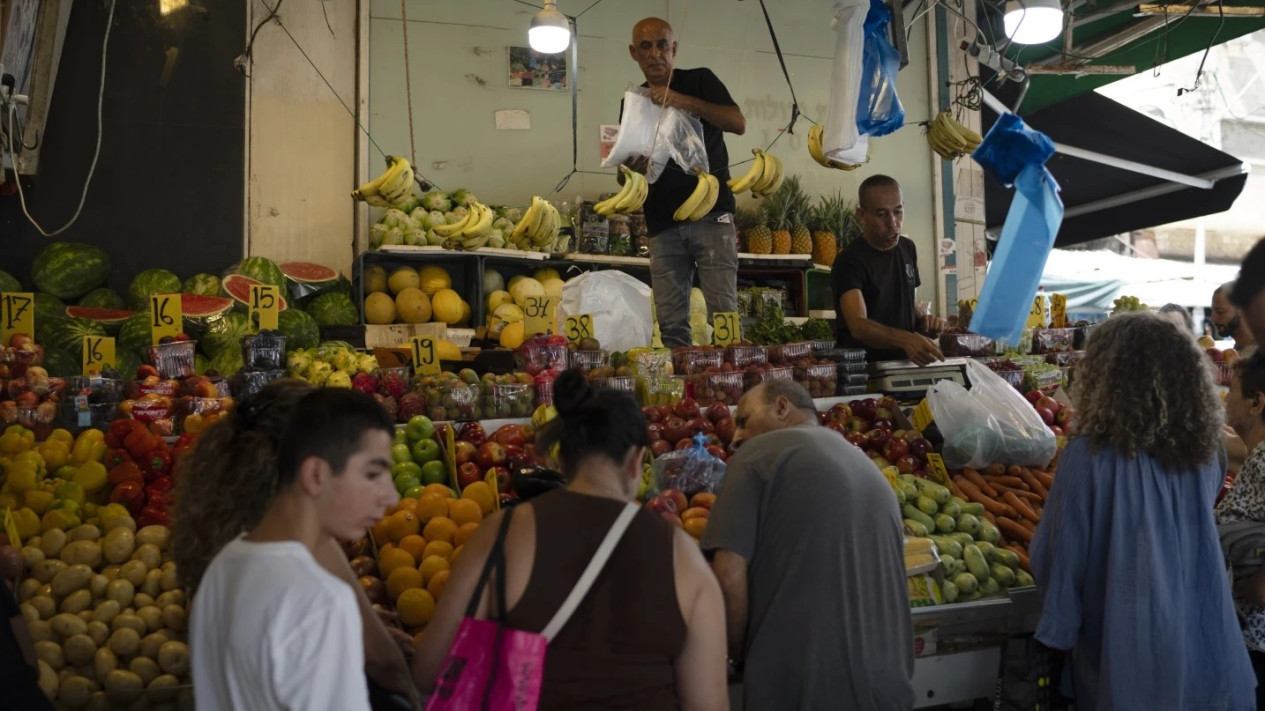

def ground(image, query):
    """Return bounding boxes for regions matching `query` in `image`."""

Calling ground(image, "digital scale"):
[869,357,973,397]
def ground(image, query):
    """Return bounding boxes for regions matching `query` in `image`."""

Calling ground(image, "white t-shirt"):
[190,536,370,711]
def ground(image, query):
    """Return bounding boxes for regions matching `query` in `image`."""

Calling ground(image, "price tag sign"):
[911,399,934,431]
[1026,295,1047,329]
[564,313,594,345]
[82,336,116,376]
[484,469,502,511]
[1051,293,1067,328]
[711,312,741,346]
[149,294,182,344]
[411,336,440,377]
[249,284,281,332]
[925,453,951,486]
[523,295,557,337]
[3,508,21,548]
[0,292,35,344]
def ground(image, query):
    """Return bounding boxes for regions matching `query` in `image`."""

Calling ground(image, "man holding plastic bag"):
[618,17,747,348]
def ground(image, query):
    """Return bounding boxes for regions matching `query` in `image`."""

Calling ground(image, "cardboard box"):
[364,323,446,349]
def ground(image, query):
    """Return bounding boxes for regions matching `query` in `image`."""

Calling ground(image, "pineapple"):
[738,207,773,255]
[811,194,839,267]
[783,177,814,255]
[763,182,793,255]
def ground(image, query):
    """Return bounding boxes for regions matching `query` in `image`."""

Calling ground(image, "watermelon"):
[200,311,252,359]
[115,347,142,380]
[78,288,125,310]
[0,270,20,293]
[41,349,78,378]
[118,313,153,359]
[221,274,289,312]
[229,257,286,291]
[33,293,66,327]
[195,353,209,376]
[30,242,111,300]
[181,294,234,321]
[128,269,182,309]
[65,306,135,336]
[306,292,358,326]
[182,273,221,296]
[209,347,244,377]
[279,261,339,284]
[277,309,320,352]
[39,317,107,359]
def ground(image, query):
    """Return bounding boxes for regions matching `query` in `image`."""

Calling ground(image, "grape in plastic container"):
[794,363,838,398]
[145,341,198,379]
[769,342,813,366]
[685,372,743,407]
[724,345,768,367]
[672,346,723,375]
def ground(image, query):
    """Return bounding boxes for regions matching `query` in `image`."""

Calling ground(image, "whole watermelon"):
[118,313,153,359]
[41,349,79,378]
[115,348,142,379]
[200,311,252,358]
[229,257,286,291]
[209,347,244,377]
[183,273,221,296]
[33,293,66,327]
[277,309,320,352]
[38,317,107,359]
[0,270,20,293]
[30,242,111,300]
[78,288,125,310]
[306,292,358,326]
[128,269,182,310]
[194,353,209,376]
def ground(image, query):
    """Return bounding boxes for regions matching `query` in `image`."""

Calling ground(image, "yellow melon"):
[435,340,463,361]
[492,303,524,323]
[507,275,526,291]
[509,278,545,308]
[364,265,389,295]
[395,287,433,324]
[540,278,564,300]
[419,265,453,297]
[364,292,397,325]
[458,301,471,326]
[431,288,465,325]
[486,290,512,312]
[499,321,525,349]
[533,268,560,282]
[388,267,420,295]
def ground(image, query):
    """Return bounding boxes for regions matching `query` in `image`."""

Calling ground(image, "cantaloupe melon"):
[364,266,389,295]
[364,293,397,325]
[431,289,465,325]
[533,268,560,282]
[483,269,505,294]
[435,339,463,361]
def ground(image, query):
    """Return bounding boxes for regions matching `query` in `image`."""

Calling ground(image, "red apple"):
[874,406,894,422]
[646,422,665,442]
[1025,390,1043,404]
[474,441,507,470]
[845,416,870,433]
[646,496,674,515]
[908,438,932,459]
[705,445,728,461]
[872,418,894,431]
[1049,425,1065,436]
[657,404,675,422]
[14,390,38,410]
[502,443,529,469]
[675,438,694,451]
[488,466,512,494]
[852,398,878,420]
[1035,396,1060,414]
[460,422,487,447]
[1055,407,1074,426]
[705,402,730,424]
[491,424,527,448]
[1035,407,1055,425]
[642,406,663,423]
[674,397,700,419]
[865,428,891,450]
[453,440,477,465]
[8,333,32,348]
[826,421,849,436]
[878,396,899,413]
[844,432,867,448]
[457,461,482,488]
[715,418,736,445]
[661,488,688,513]
[650,439,672,457]
[896,455,919,474]
[663,417,689,444]
[826,403,852,423]
[883,437,910,461]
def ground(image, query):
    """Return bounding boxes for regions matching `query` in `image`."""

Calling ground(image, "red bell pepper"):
[109,418,138,441]
[147,475,173,494]
[110,480,145,515]
[141,448,172,481]
[171,433,197,468]
[137,505,172,528]
[124,427,157,460]
[104,448,132,470]
[107,461,145,487]
[144,489,171,512]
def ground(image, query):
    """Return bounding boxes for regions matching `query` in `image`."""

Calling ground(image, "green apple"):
[393,471,421,496]
[393,428,411,447]
[421,460,449,486]
[406,415,436,443]
[391,443,413,464]
[404,485,424,499]
[392,461,423,481]
[412,438,441,464]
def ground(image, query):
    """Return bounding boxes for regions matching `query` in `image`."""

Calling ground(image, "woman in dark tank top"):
[414,370,729,710]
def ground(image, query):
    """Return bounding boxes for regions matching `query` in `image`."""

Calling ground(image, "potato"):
[35,639,65,669]
[103,669,144,702]
[133,592,155,609]
[28,594,56,620]
[37,659,58,700]
[60,540,102,568]
[92,599,120,624]
[132,543,162,571]
[93,646,118,679]
[112,613,147,636]
[159,564,179,592]
[51,563,94,598]
[118,559,148,586]
[101,512,135,533]
[66,523,101,542]
[129,656,161,685]
[84,691,111,711]
[19,601,39,623]
[27,619,54,643]
[156,640,189,676]
[141,567,163,598]
[58,666,76,684]
[17,576,42,602]
[108,627,141,657]
[60,589,94,615]
[86,620,109,647]
[50,612,89,638]
[77,609,96,623]
[148,673,180,703]
[101,564,121,581]
[58,674,96,708]
[135,525,170,551]
[39,528,67,558]
[102,527,135,565]
[89,574,109,599]
[31,558,68,584]
[161,604,187,633]
[139,631,171,660]
[105,579,134,607]
[64,633,98,666]
[137,605,163,634]
[155,590,186,609]
[21,545,45,568]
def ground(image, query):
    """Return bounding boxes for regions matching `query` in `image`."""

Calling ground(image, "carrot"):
[984,463,1006,477]
[956,478,1018,518]
[962,468,999,497]
[1018,467,1048,498]
[1019,518,1036,533]
[1031,469,1055,489]
[981,511,997,525]
[1006,544,1031,572]
[996,486,1042,503]
[996,516,1032,543]
[1004,490,1041,522]
[984,475,1028,490]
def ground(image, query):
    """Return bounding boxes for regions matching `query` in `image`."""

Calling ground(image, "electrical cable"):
[1177,0,1226,95]
[8,0,115,238]
[235,0,284,76]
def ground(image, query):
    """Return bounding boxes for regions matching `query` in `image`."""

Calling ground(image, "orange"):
[680,507,710,522]
[427,569,450,599]
[454,522,480,547]
[449,545,463,566]
[423,540,454,561]
[378,547,416,578]
[396,588,436,627]
[370,517,391,546]
[423,517,458,545]
[385,511,420,544]
[419,555,451,584]
[415,493,449,523]
[396,498,420,516]
[683,517,707,540]
[386,566,423,602]
[461,482,495,515]
[422,483,457,499]
[398,534,428,561]
[447,499,483,527]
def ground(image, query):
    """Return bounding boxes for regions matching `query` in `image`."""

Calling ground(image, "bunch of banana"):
[430,200,498,250]
[807,124,866,171]
[673,169,720,222]
[593,166,648,216]
[510,196,564,253]
[926,111,983,160]
[728,149,784,197]
[351,155,415,207]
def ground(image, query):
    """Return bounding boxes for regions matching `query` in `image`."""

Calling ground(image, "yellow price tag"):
[249,284,281,332]
[564,313,594,345]
[523,295,556,337]
[484,469,502,511]
[0,292,35,344]
[411,336,440,377]
[911,399,934,431]
[82,336,116,376]
[925,453,951,486]
[881,466,899,490]
[1026,295,1047,329]
[149,294,182,344]
[3,508,20,548]
[711,312,741,346]
[1051,293,1067,328]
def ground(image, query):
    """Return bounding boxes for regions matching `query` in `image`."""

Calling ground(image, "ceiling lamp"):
[1004,0,1064,45]
[529,1,571,54]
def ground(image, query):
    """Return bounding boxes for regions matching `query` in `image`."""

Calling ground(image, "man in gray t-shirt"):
[702,381,914,711]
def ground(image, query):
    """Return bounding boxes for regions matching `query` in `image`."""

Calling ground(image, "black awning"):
[982,91,1248,249]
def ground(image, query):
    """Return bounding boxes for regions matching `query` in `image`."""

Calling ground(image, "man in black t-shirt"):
[621,17,746,348]
[831,175,945,365]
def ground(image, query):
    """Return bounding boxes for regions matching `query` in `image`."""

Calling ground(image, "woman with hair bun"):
[415,369,728,710]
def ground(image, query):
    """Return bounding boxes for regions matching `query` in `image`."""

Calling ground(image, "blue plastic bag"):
[972,112,1055,188]
[970,163,1064,344]
[855,0,904,137]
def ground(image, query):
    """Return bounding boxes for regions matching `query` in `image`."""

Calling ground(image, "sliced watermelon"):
[180,293,234,319]
[221,274,289,311]
[279,261,339,284]
[65,306,135,326]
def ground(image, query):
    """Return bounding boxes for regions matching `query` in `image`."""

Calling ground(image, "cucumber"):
[916,495,940,516]
[942,579,959,603]
[974,541,996,559]
[903,518,929,537]
[940,500,962,518]
[916,480,952,506]
[980,576,1001,595]
[953,571,979,595]
[963,590,983,601]
[893,488,906,506]
[897,474,918,485]
[903,505,936,531]
[934,513,957,533]
[1015,569,1035,587]
[929,535,962,559]
[991,562,1016,586]
[898,482,919,500]
[961,502,985,516]
[956,513,980,536]
[938,553,957,573]
[944,556,966,577]
[947,532,976,548]
[977,518,1001,544]
[948,496,969,509]
[990,548,1020,569]
[963,544,990,580]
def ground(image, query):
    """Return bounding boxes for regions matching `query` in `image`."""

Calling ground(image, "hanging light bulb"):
[1004,0,1064,45]
[529,1,571,54]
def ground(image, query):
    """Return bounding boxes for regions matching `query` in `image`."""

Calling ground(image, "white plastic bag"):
[927,360,1057,469]
[602,86,710,183]
[557,271,654,352]
[823,0,869,159]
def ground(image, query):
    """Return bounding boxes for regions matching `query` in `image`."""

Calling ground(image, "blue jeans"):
[648,213,738,348]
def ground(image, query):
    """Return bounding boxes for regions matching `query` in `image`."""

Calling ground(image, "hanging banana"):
[674,170,719,222]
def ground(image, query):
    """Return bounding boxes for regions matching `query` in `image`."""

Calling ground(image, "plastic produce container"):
[514,342,569,373]
[482,383,535,419]
[810,340,836,353]
[685,371,744,407]
[420,382,482,421]
[940,333,993,358]
[673,346,723,375]
[1031,328,1076,354]
[242,332,287,370]
[640,376,684,406]
[569,350,609,376]
[590,375,635,395]
[769,342,813,365]
[724,345,768,367]
[742,365,792,392]
[793,363,837,398]
[230,369,287,397]
[145,341,197,379]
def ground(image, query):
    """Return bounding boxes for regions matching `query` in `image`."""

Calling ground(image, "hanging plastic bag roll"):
[972,112,1056,188]
[602,86,710,183]
[557,271,655,352]
[822,0,869,159]
[855,0,906,137]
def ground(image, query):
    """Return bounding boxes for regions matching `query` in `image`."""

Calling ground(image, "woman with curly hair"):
[1031,312,1255,710]
[174,381,417,709]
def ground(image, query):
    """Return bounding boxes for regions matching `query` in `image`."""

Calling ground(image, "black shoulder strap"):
[465,506,515,618]
[758,0,801,134]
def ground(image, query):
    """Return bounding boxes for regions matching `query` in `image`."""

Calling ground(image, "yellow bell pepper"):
[52,465,76,481]
[37,440,70,471]
[14,451,45,478]
[5,460,39,493]
[0,493,17,511]
[71,461,107,495]
[46,499,81,518]
[0,430,30,455]
[11,507,40,540]
[46,429,74,446]
[41,508,80,532]
[70,433,107,466]
[53,481,85,507]
[23,489,54,515]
